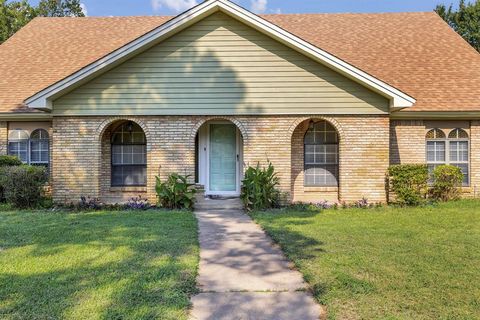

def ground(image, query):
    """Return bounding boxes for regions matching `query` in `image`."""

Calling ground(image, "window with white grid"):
[426,128,469,186]
[111,122,147,186]
[8,129,29,163]
[304,120,339,186]
[30,129,49,166]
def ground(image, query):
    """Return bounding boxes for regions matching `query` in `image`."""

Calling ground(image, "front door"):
[209,123,237,194]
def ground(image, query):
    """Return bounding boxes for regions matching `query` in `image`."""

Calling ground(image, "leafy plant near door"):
[241,161,280,211]
[155,173,197,210]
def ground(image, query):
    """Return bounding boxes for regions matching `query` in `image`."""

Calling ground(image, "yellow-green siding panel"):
[53,12,389,115]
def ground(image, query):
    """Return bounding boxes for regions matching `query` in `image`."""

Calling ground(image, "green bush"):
[155,173,196,210]
[430,165,464,202]
[0,155,22,167]
[0,155,23,202]
[2,165,48,208]
[387,164,429,206]
[241,161,280,211]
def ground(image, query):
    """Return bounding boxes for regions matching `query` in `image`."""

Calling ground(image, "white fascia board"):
[26,0,415,110]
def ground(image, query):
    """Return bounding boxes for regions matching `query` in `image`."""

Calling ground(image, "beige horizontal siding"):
[53,12,389,115]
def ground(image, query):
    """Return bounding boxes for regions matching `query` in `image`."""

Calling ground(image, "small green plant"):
[2,165,48,208]
[155,173,196,210]
[388,164,429,206]
[241,161,280,211]
[430,165,464,202]
[0,155,23,202]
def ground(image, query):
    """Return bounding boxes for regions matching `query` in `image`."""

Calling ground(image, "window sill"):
[110,186,147,193]
[304,186,338,192]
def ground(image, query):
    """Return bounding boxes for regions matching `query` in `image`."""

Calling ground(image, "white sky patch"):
[80,2,88,16]
[250,0,267,13]
[151,0,198,13]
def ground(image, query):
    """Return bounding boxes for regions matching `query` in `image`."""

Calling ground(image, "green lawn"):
[252,200,480,320]
[0,207,199,320]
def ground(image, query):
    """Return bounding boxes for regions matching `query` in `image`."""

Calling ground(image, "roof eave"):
[25,0,415,110]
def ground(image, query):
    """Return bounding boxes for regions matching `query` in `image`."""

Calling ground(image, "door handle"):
[237,154,240,161]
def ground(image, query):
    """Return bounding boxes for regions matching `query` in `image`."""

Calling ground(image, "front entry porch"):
[196,121,244,197]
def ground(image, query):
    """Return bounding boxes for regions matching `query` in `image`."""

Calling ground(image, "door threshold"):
[206,195,240,200]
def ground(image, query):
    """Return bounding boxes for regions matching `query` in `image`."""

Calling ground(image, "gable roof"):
[23,0,415,111]
[0,1,479,115]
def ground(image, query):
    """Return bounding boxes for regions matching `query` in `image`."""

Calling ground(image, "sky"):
[25,0,462,17]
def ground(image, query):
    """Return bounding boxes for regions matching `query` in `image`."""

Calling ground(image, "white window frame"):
[8,129,30,163]
[426,128,470,186]
[304,121,339,187]
[29,129,50,166]
[111,122,147,187]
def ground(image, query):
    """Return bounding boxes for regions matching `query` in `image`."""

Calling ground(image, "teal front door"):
[209,124,237,192]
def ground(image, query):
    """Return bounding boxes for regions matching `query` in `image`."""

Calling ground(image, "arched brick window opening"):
[110,121,147,187]
[304,120,339,187]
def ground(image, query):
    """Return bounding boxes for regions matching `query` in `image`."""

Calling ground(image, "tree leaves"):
[0,0,85,44]
[435,0,480,52]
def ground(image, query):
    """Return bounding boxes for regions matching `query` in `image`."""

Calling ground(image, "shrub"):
[241,161,280,211]
[0,155,23,202]
[0,155,22,167]
[430,165,464,202]
[155,173,196,210]
[387,164,429,206]
[2,165,48,208]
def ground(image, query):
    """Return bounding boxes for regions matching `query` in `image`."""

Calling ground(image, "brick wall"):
[390,120,425,165]
[470,121,480,197]
[0,121,7,155]
[52,115,390,204]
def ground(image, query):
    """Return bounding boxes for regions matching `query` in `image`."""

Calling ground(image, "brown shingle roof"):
[0,12,479,113]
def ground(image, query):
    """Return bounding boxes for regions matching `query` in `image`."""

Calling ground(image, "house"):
[1,0,479,204]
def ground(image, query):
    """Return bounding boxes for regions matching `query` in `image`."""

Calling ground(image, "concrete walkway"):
[190,201,322,319]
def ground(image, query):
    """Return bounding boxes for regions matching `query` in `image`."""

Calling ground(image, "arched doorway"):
[195,120,244,196]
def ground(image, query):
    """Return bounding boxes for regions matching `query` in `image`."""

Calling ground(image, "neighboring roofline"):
[25,0,416,110]
[391,111,480,120]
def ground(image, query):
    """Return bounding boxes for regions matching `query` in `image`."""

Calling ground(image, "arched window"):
[426,128,469,186]
[8,129,29,163]
[30,129,49,166]
[111,121,147,187]
[304,120,339,186]
[448,129,469,185]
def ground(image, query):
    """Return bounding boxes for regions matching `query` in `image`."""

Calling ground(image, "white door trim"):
[198,121,242,196]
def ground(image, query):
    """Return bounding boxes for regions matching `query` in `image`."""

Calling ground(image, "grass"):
[0,206,199,320]
[251,200,480,320]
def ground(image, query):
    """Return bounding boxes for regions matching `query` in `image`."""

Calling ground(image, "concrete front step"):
[195,197,244,211]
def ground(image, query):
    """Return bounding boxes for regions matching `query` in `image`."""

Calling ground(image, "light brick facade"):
[390,120,426,165]
[48,115,390,204]
[390,119,480,198]
[0,116,476,204]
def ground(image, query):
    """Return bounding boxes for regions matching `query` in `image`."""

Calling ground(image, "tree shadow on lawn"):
[254,213,332,296]
[0,210,198,320]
